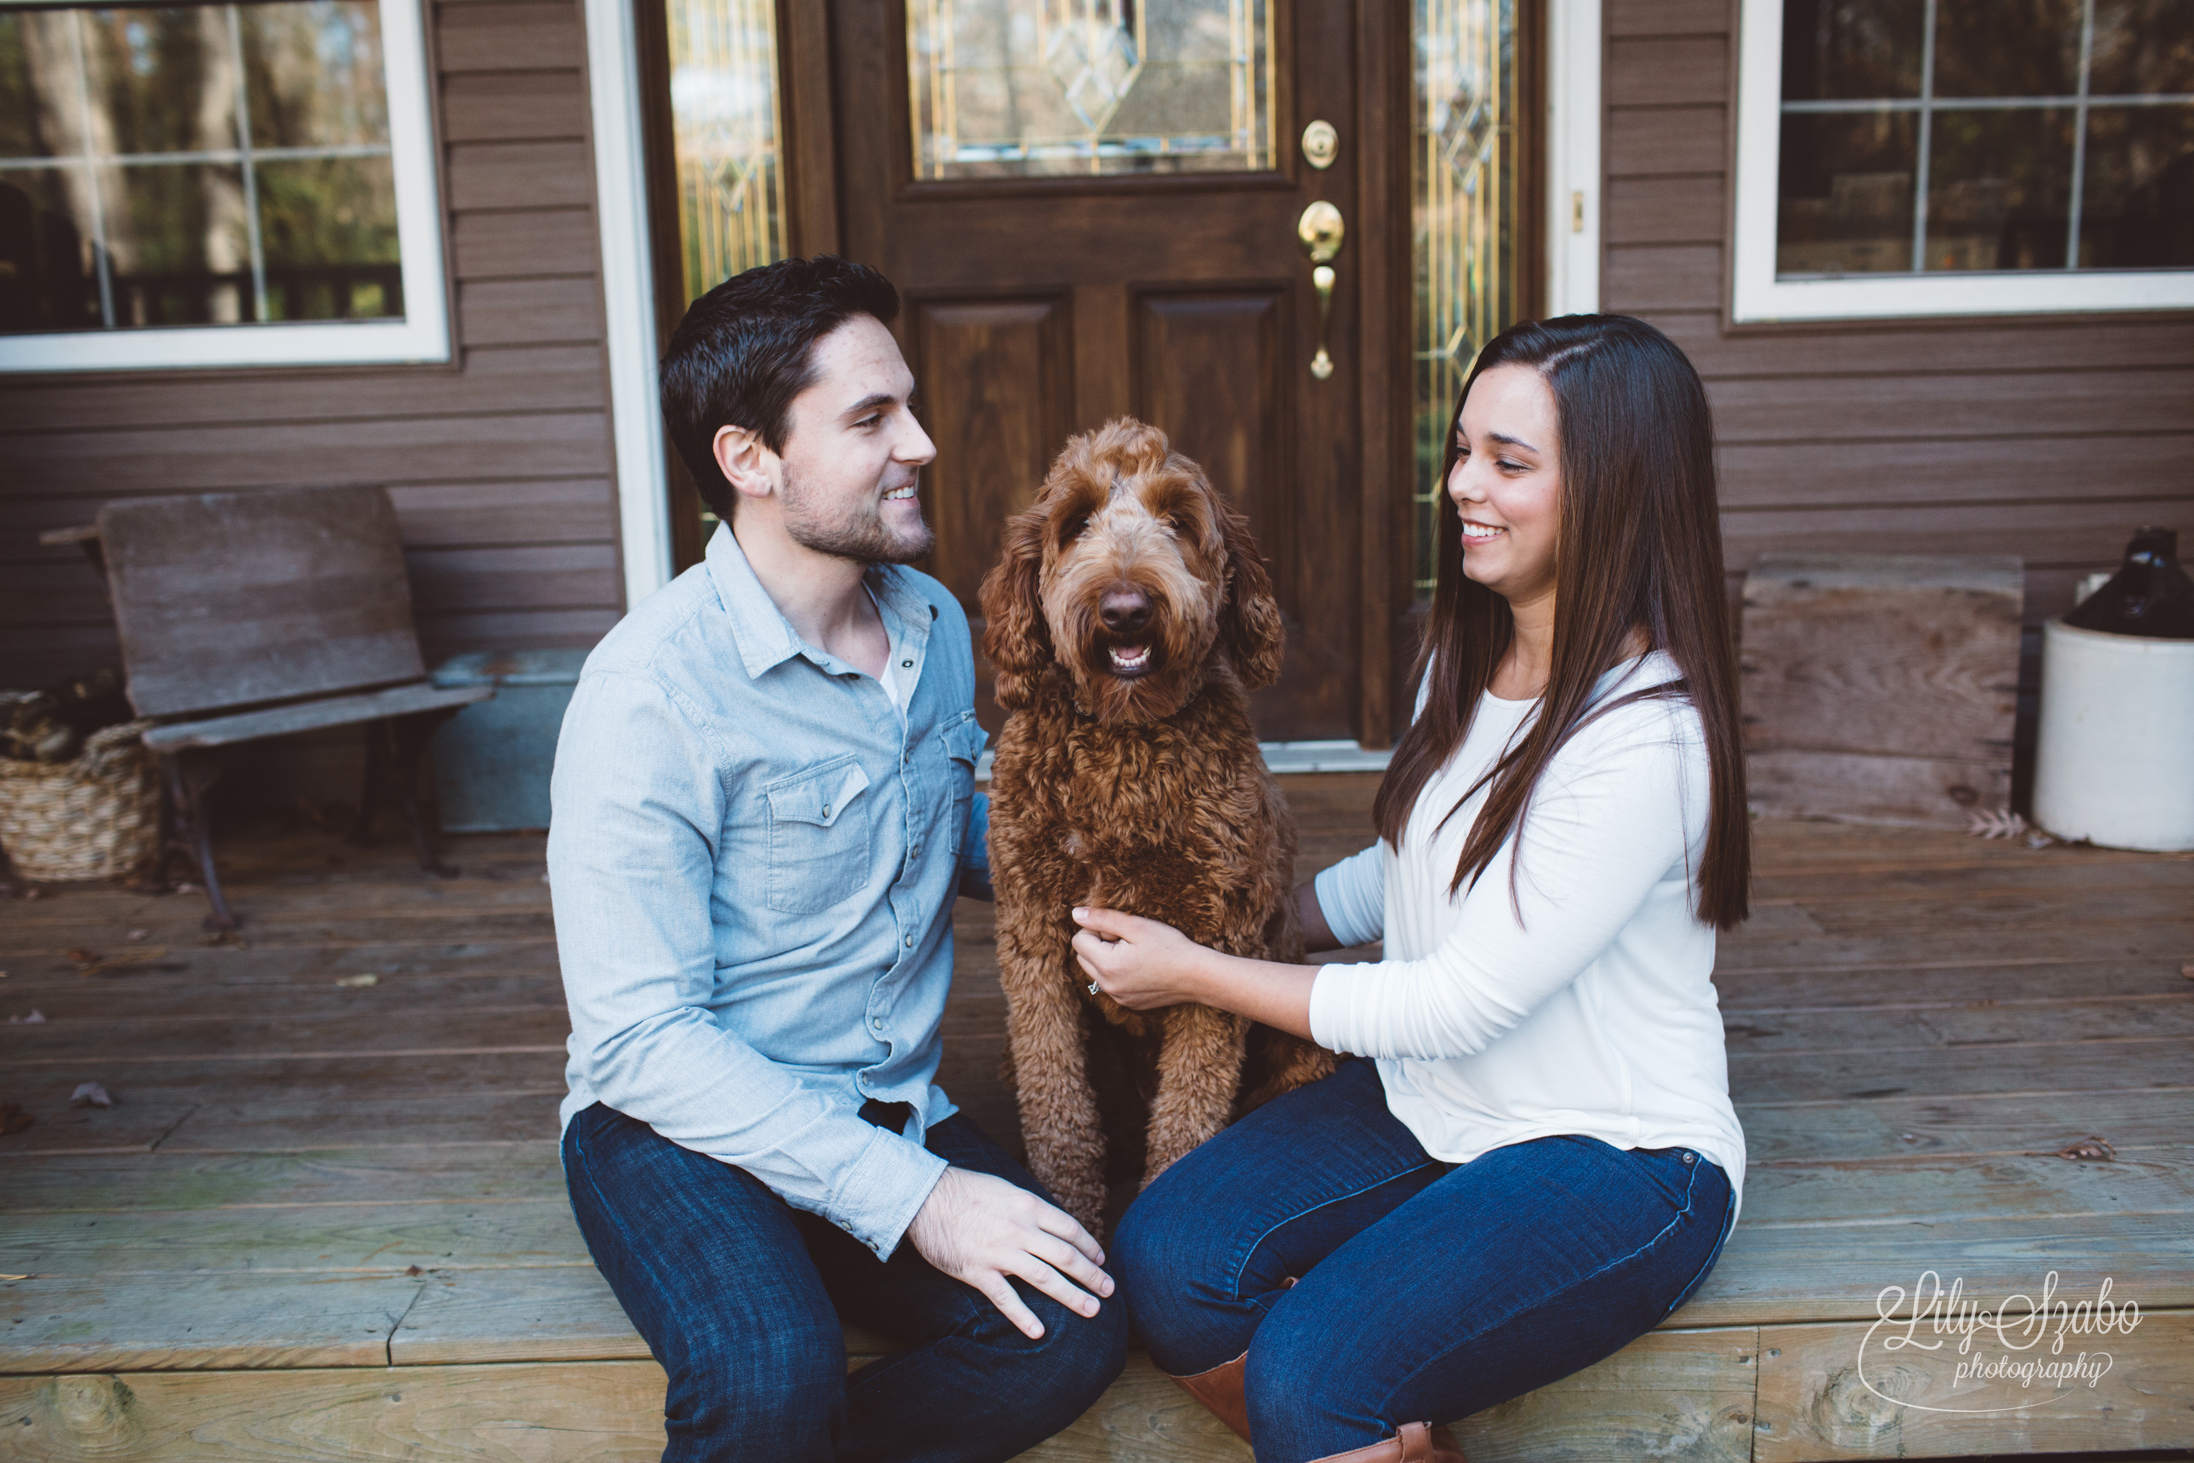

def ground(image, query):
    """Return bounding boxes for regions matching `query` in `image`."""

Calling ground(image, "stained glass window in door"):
[1412,0,1521,596]
[666,0,786,302]
[907,0,1275,179]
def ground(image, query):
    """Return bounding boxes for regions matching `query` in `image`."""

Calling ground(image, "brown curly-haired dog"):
[979,417,1339,1235]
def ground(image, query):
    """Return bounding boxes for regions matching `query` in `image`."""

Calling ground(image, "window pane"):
[666,0,786,303]
[907,0,1275,180]
[1777,110,1917,274]
[2089,0,2194,97]
[257,153,398,318]
[0,167,103,330]
[2079,104,2194,266]
[1,12,92,159]
[1412,0,1520,598]
[1932,0,2081,99]
[84,8,244,156]
[102,161,254,324]
[1925,106,2074,269]
[1780,0,1923,102]
[242,0,388,149]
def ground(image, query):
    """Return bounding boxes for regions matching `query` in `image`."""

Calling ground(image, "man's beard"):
[779,460,934,565]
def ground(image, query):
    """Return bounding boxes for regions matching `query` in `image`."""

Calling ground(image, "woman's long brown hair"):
[1370,315,1750,930]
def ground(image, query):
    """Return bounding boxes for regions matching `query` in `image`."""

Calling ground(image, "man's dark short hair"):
[660,255,901,520]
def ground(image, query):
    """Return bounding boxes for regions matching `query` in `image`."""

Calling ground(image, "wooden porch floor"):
[3,775,2190,1462]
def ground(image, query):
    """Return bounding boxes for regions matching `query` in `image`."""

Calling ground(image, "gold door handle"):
[1298,201,1344,380]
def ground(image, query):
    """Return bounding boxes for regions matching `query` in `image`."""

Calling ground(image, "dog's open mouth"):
[1106,643,1154,678]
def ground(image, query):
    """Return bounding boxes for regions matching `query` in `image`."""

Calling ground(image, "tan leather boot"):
[1169,1349,1252,1443]
[1307,1420,1469,1462]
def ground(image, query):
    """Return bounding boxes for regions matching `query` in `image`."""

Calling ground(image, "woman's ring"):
[1087,981,1101,995]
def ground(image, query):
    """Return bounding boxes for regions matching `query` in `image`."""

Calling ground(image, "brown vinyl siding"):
[1602,0,2194,625]
[0,0,623,692]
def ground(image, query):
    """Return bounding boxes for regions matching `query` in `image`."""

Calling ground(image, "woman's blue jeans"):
[1114,1059,1735,1462]
[562,1101,1128,1463]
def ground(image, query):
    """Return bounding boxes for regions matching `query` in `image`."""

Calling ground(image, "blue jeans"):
[1114,1059,1734,1462]
[563,1101,1128,1463]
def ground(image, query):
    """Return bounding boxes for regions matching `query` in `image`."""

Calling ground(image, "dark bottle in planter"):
[2065,526,2194,640]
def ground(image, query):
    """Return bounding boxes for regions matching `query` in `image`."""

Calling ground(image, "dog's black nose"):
[1100,587,1153,634]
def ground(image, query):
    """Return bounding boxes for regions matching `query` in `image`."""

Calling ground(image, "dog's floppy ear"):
[979,506,1051,711]
[1218,503,1285,690]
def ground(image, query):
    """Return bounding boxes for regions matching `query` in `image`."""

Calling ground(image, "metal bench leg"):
[162,749,239,932]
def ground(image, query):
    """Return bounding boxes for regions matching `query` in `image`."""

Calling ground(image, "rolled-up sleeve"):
[1312,842,1385,948]
[549,670,947,1259]
[959,791,993,901]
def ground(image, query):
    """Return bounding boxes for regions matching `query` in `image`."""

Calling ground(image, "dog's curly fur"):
[980,418,1339,1234]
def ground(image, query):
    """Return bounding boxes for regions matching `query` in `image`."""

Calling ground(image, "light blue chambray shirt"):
[549,522,992,1260]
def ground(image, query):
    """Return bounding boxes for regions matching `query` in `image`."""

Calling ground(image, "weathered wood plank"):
[0,1006,571,1063]
[1746,750,2016,828]
[1,1201,589,1277]
[0,1364,666,1463]
[1682,1210,2194,1326]
[1451,1328,1758,1463]
[388,1264,648,1364]
[1721,994,2194,1054]
[0,1272,422,1372]
[1716,960,2190,1012]
[1741,1086,2194,1164]
[1738,1152,2194,1229]
[1714,923,2194,973]
[1725,1038,2193,1105]
[0,1144,563,1213]
[1752,1310,2194,1462]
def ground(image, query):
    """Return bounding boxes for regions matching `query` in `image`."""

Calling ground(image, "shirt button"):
[871,1017,885,1032]
[901,660,913,669]
[904,935,915,948]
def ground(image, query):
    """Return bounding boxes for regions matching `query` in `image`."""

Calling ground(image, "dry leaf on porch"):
[334,973,379,988]
[2054,1135,2115,1161]
[0,1104,32,1134]
[69,1082,113,1109]
[1967,808,2028,839]
[8,1010,46,1024]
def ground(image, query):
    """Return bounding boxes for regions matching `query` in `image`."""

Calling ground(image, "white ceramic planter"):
[2032,619,2194,852]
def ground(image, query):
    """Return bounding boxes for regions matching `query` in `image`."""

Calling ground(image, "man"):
[549,255,1126,1462]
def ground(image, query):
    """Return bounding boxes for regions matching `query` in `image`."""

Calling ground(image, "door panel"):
[834,0,1377,741]
[909,297,1073,611]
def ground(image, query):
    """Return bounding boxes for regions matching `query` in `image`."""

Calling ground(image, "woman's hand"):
[1070,907,1210,1011]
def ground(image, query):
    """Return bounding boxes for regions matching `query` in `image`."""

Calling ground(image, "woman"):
[1072,315,1749,1463]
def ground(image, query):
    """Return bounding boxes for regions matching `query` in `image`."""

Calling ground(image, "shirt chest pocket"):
[764,757,872,914]
[941,712,986,855]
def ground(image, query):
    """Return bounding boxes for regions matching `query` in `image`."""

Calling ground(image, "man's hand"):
[905,1167,1114,1339]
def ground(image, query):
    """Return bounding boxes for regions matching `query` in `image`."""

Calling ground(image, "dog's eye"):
[1060,513,1089,545]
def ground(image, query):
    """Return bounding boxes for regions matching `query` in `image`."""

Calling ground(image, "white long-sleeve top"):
[1309,651,1745,1220]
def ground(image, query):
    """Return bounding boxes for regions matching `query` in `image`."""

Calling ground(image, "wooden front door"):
[829,2,1401,744]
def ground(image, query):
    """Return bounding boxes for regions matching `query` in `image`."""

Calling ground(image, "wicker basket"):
[0,716,161,881]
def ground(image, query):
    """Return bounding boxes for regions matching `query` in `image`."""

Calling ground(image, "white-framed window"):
[1733,0,2194,322]
[0,0,447,372]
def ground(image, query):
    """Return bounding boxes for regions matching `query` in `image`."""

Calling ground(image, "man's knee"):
[664,1309,847,1458]
[1001,1290,1131,1438]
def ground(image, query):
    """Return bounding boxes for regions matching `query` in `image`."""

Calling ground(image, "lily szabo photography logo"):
[1859,1271,2143,1414]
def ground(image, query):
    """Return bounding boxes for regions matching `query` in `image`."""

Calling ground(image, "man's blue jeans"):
[1114,1059,1735,1462]
[563,1101,1128,1463]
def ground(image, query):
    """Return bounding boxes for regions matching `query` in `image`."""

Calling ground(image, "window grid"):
[3,4,398,330]
[1778,0,2194,274]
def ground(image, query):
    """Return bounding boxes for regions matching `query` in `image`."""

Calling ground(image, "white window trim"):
[0,0,450,372]
[582,0,673,608]
[1732,0,2194,322]
[1544,0,1602,317]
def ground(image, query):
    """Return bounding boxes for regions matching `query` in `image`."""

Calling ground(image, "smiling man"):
[548,255,1126,1463]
